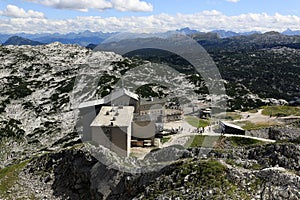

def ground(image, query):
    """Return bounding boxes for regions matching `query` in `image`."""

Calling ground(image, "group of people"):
[192,127,205,133]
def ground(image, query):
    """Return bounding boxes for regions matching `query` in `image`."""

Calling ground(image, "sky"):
[0,0,300,33]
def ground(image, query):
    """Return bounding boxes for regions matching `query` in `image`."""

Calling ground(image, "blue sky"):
[0,0,300,33]
[1,0,299,19]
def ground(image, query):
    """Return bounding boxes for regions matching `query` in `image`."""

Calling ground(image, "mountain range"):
[2,28,300,47]
[0,30,116,46]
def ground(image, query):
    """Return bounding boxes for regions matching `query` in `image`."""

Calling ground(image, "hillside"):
[3,36,44,46]
[0,43,125,167]
[0,38,299,199]
[2,127,300,199]
[123,32,300,110]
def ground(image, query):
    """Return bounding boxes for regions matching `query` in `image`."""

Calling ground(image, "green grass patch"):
[225,158,262,170]
[225,112,242,120]
[189,135,221,148]
[225,158,262,171]
[185,116,210,128]
[250,163,263,170]
[0,160,29,197]
[235,121,276,130]
[229,136,264,147]
[261,106,300,117]
[242,121,272,130]
[140,158,254,199]
[161,137,171,144]
[190,135,265,148]
[247,109,259,113]
[178,159,228,189]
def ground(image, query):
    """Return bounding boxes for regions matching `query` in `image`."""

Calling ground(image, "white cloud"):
[26,0,153,12]
[28,0,113,12]
[201,10,223,16]
[111,0,153,12]
[0,5,45,18]
[1,11,300,34]
[226,0,240,2]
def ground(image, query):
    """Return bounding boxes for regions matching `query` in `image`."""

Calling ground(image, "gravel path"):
[239,109,282,124]
[162,118,276,148]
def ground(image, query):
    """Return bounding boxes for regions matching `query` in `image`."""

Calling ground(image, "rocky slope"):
[4,138,299,199]
[0,43,125,168]
[246,120,300,141]
[0,42,299,199]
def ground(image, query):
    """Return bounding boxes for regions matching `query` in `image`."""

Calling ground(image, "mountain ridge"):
[2,28,300,46]
[3,36,44,46]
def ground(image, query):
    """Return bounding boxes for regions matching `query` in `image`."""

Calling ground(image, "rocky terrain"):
[0,43,123,168]
[0,36,299,199]
[4,130,299,199]
[246,120,300,141]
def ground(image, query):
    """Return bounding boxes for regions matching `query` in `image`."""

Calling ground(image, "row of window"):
[140,109,163,115]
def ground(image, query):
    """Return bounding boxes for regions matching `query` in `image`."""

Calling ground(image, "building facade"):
[90,106,134,157]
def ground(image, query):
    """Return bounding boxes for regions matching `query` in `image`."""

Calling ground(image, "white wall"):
[91,126,111,149]
[132,121,156,139]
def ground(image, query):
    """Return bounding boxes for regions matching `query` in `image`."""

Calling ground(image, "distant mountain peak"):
[212,30,261,38]
[176,27,201,35]
[3,36,43,46]
[282,28,300,36]
[263,31,281,35]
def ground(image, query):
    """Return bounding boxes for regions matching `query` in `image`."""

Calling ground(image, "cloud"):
[27,0,113,12]
[0,5,45,18]
[26,0,153,12]
[226,0,240,2]
[1,11,300,34]
[201,10,223,16]
[111,0,153,12]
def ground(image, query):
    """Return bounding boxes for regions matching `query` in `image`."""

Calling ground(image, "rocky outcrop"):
[17,141,299,200]
[246,128,270,139]
[247,143,300,171]
[22,145,191,199]
[254,168,300,200]
[226,165,300,200]
[246,121,300,141]
[268,124,300,141]
[22,147,97,200]
[190,143,300,171]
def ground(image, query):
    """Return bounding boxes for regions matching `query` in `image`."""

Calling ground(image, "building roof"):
[140,97,166,105]
[90,106,134,127]
[103,87,139,102]
[78,98,105,109]
[139,103,164,111]
[139,97,166,111]
[78,88,139,109]
[220,121,245,131]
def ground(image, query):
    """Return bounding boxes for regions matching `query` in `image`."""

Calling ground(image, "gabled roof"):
[78,88,139,109]
[103,88,139,103]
